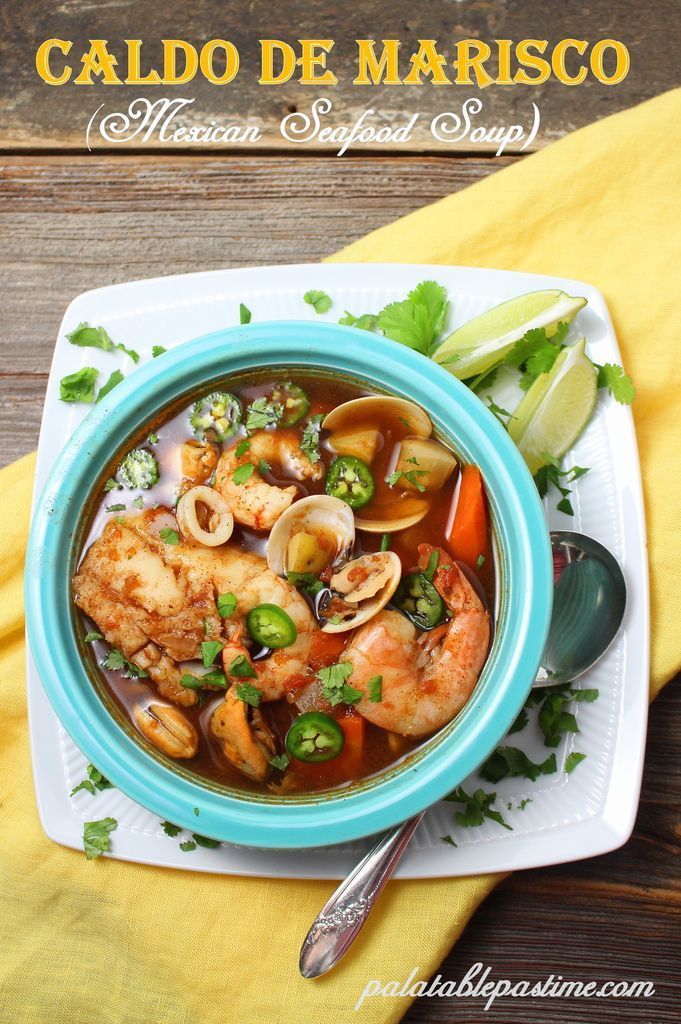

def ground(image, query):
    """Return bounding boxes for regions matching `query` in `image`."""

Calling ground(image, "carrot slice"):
[447,465,490,570]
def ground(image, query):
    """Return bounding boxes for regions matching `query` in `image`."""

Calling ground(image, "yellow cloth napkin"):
[2,88,680,1023]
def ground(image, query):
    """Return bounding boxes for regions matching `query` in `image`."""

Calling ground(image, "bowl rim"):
[25,320,553,848]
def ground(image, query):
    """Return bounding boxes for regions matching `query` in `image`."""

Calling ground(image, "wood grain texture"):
[0,150,678,1023]
[0,153,513,421]
[1,0,679,152]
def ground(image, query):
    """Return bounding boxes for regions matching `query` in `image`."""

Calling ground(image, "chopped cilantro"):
[147,432,158,444]
[67,322,116,352]
[161,821,181,837]
[96,370,124,403]
[180,670,228,690]
[379,534,391,552]
[507,708,529,735]
[535,684,598,747]
[159,527,179,545]
[376,281,448,355]
[480,745,557,784]
[440,834,458,847]
[596,363,636,404]
[339,311,376,331]
[269,753,290,771]
[83,631,103,643]
[180,840,196,852]
[234,439,251,458]
[151,345,166,357]
[258,458,271,476]
[216,592,237,617]
[245,397,283,433]
[70,764,112,797]
[444,786,512,831]
[476,554,485,568]
[232,462,255,485]
[367,675,383,702]
[83,817,117,860]
[300,414,323,464]
[133,496,144,509]
[304,289,332,314]
[239,303,252,325]
[228,655,257,680]
[59,367,99,404]
[103,478,121,492]
[201,640,224,667]
[105,503,126,513]
[517,798,532,811]
[102,648,147,678]
[318,662,355,706]
[534,457,590,516]
[285,571,324,596]
[564,751,587,774]
[484,397,514,426]
[235,681,261,706]
[193,807,199,816]
[192,833,220,848]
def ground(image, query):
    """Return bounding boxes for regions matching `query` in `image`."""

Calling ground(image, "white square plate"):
[27,263,649,878]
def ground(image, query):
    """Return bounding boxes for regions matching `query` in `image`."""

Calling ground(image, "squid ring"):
[176,485,234,547]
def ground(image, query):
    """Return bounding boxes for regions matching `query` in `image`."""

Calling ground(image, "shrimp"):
[341,553,490,737]
[214,429,324,530]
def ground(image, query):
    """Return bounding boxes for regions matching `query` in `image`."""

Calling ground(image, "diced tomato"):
[283,672,309,694]
[308,629,350,670]
[446,465,490,571]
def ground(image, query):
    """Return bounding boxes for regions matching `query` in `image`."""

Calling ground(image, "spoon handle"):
[299,812,425,978]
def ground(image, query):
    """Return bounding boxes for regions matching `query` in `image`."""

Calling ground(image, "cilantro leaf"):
[285,571,324,596]
[180,669,228,690]
[179,840,196,852]
[480,746,557,784]
[408,280,449,340]
[444,786,512,831]
[234,439,251,458]
[161,821,182,837]
[318,662,354,706]
[102,647,147,678]
[342,683,363,704]
[245,397,283,433]
[258,458,271,477]
[103,478,121,492]
[534,458,590,516]
[231,463,255,485]
[83,630,103,643]
[66,322,115,352]
[201,640,224,667]
[192,833,220,848]
[440,834,458,847]
[239,303,252,324]
[83,817,117,860]
[300,414,323,464]
[96,370,124,403]
[228,656,256,680]
[537,688,583,747]
[59,367,99,404]
[116,342,139,363]
[235,681,261,705]
[151,345,166,357]
[339,311,377,331]
[368,675,383,702]
[565,751,587,774]
[269,753,290,771]
[304,289,332,314]
[159,527,179,545]
[376,299,434,355]
[507,708,529,735]
[596,363,636,404]
[216,592,237,617]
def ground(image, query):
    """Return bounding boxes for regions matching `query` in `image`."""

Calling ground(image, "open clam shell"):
[322,396,432,439]
[321,550,402,633]
[266,494,355,577]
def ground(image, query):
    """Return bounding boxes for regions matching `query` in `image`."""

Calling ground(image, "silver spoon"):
[299,531,626,978]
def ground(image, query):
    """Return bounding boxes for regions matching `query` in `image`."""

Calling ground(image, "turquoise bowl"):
[26,321,552,848]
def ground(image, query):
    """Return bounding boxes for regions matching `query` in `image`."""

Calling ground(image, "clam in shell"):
[321,550,402,633]
[323,396,432,441]
[266,494,355,577]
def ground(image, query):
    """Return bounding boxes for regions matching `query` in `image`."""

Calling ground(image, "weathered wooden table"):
[1,3,678,1021]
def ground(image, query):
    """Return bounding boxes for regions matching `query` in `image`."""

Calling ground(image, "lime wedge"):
[434,290,587,379]
[508,338,597,476]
